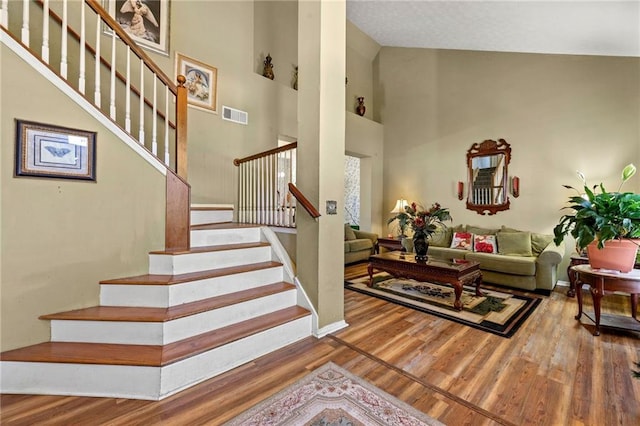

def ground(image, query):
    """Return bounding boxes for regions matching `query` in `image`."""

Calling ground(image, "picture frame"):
[15,120,97,182]
[175,52,218,114]
[103,0,170,56]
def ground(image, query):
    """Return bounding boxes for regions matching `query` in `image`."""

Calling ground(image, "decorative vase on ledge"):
[356,97,366,116]
[413,235,429,261]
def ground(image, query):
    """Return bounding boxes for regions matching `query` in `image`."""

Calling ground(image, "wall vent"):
[222,106,248,125]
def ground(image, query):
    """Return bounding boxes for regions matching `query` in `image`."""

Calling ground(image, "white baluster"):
[125,47,131,132]
[78,1,85,93]
[164,86,170,165]
[139,59,145,144]
[1,0,8,28]
[60,0,67,78]
[21,0,29,46]
[94,18,101,107]
[109,32,116,119]
[42,0,49,63]
[151,75,157,155]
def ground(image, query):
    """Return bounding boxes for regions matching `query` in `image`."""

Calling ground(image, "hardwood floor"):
[2,263,639,425]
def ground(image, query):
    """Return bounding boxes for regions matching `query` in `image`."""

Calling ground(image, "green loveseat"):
[407,225,565,292]
[344,225,378,265]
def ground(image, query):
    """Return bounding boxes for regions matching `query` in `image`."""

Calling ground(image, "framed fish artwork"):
[15,120,97,182]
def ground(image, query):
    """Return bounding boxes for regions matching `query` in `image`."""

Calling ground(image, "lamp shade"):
[390,199,408,214]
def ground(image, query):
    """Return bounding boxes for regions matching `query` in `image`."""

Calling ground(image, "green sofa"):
[407,225,565,292]
[344,225,378,265]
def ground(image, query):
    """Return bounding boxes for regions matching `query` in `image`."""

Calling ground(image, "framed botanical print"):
[175,52,218,114]
[15,120,97,181]
[104,0,170,56]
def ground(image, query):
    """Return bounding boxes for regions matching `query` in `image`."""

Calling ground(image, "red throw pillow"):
[450,232,473,251]
[474,234,498,253]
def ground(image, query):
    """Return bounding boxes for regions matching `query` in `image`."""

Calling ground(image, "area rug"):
[345,272,541,338]
[224,362,443,425]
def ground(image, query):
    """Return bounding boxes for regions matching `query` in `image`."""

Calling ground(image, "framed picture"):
[104,0,170,56]
[175,52,218,114]
[15,120,97,182]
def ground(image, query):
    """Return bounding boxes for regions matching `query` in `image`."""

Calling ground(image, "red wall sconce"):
[512,176,520,198]
[457,181,464,200]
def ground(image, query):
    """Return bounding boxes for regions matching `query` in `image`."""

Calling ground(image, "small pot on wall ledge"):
[587,239,640,273]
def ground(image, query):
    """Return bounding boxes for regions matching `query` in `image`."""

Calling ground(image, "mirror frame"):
[466,138,511,215]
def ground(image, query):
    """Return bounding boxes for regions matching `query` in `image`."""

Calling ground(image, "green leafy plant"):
[633,361,640,379]
[388,202,452,240]
[553,164,640,249]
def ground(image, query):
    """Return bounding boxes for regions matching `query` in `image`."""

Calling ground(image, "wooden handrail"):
[288,183,321,219]
[34,0,176,129]
[85,0,177,92]
[233,142,297,166]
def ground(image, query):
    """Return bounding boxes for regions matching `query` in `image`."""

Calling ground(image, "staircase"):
[0,206,313,400]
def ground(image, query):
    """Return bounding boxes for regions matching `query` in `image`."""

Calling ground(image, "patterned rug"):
[224,362,443,425]
[346,272,541,338]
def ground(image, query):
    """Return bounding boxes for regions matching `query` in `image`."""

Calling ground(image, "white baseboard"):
[314,320,349,338]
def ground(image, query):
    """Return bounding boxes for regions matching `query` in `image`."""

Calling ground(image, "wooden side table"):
[567,255,640,297]
[572,264,640,336]
[566,255,588,297]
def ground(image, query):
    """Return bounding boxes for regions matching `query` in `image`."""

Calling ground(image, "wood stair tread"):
[40,282,296,322]
[149,242,269,255]
[100,261,282,286]
[1,306,310,367]
[190,206,233,211]
[191,222,261,230]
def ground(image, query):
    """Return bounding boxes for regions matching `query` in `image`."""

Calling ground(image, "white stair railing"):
[1,0,183,171]
[234,143,298,228]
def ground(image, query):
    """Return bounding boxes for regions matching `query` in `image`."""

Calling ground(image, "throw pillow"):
[344,223,357,241]
[497,231,532,256]
[450,232,473,251]
[531,233,553,255]
[430,228,453,247]
[501,225,522,233]
[474,234,498,253]
[467,225,499,236]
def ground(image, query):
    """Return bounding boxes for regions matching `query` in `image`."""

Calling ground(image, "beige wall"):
[375,47,640,277]
[1,45,166,351]
[159,1,299,204]
[346,20,380,121]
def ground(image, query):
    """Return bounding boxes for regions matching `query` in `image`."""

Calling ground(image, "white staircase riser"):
[190,209,233,226]
[159,316,312,399]
[190,227,262,248]
[100,266,284,307]
[149,246,272,275]
[51,290,298,345]
[0,316,311,400]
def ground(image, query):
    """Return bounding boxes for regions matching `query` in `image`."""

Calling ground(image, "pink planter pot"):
[586,239,640,273]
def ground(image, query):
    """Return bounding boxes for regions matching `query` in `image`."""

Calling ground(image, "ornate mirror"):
[466,139,511,215]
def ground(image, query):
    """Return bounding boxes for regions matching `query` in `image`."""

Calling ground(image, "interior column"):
[296,0,346,333]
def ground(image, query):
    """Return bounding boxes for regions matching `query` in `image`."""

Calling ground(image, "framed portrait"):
[104,0,170,56]
[15,120,97,182]
[176,52,218,114]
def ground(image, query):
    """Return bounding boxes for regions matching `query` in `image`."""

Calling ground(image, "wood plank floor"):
[2,262,639,425]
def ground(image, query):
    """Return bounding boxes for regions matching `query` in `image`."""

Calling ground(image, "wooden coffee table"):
[367,251,483,311]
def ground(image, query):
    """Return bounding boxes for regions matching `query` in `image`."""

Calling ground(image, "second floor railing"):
[234,143,297,227]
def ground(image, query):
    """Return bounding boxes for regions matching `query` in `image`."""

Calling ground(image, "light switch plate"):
[326,200,337,215]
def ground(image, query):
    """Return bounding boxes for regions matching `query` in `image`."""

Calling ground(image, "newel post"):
[176,74,188,180]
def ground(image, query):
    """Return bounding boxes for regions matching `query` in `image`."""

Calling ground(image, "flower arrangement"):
[388,202,452,241]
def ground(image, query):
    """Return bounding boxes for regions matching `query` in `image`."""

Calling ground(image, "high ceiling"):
[346,1,640,57]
